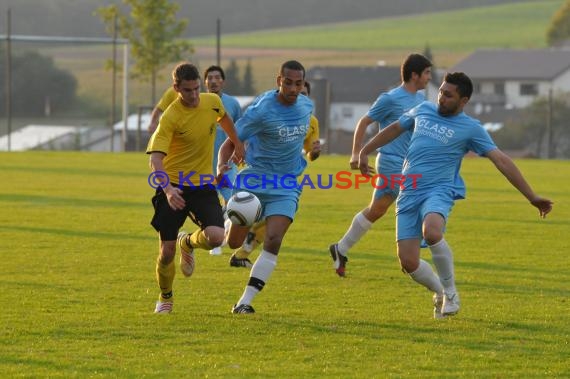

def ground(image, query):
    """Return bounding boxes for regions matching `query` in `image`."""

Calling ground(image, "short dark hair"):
[172,62,200,85]
[280,60,305,78]
[444,72,473,99]
[304,81,311,95]
[204,65,226,80]
[401,53,432,82]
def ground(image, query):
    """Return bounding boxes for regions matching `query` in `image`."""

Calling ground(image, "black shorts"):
[150,185,224,241]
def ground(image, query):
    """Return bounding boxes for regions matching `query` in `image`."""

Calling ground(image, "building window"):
[494,82,505,95]
[520,83,538,95]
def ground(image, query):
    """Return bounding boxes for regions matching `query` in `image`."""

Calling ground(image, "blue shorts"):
[373,154,404,200]
[233,167,301,221]
[396,191,454,241]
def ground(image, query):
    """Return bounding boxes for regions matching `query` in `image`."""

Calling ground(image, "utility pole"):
[5,9,12,152]
[216,18,221,67]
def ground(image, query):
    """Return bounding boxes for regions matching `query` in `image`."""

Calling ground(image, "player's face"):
[277,68,305,105]
[437,81,465,116]
[417,67,432,90]
[175,79,201,108]
[205,71,224,95]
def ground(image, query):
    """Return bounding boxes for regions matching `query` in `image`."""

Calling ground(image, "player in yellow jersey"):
[146,62,244,314]
[228,80,321,268]
[147,87,178,134]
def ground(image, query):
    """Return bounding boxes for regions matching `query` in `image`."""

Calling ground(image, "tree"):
[241,59,256,96]
[492,92,570,158]
[223,59,243,95]
[547,0,570,46]
[95,0,192,104]
[0,49,77,117]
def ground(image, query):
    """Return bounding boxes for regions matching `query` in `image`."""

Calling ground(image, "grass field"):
[1,152,569,378]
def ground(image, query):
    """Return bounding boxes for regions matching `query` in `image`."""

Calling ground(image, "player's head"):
[172,62,201,108]
[401,53,432,90]
[204,65,226,95]
[301,81,311,96]
[277,60,306,105]
[438,72,473,116]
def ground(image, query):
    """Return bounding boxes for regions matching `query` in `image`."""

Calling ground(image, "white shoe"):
[177,231,195,277]
[442,292,460,316]
[154,300,173,314]
[209,246,223,256]
[433,293,444,319]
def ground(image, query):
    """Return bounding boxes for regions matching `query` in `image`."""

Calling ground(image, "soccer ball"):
[226,191,262,226]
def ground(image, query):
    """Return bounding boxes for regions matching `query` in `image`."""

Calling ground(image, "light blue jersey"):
[367,85,425,199]
[367,85,425,159]
[233,90,313,219]
[213,93,242,201]
[395,101,497,226]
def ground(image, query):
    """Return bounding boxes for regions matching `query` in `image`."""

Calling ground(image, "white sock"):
[409,259,444,294]
[237,250,277,306]
[337,211,373,255]
[429,239,456,294]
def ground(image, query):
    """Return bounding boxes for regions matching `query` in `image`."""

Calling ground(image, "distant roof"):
[0,125,77,151]
[450,48,570,81]
[307,65,401,102]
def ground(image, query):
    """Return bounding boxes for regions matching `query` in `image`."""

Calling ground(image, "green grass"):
[1,152,569,378]
[195,1,564,52]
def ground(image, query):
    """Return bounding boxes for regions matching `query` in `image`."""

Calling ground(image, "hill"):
[0,0,536,38]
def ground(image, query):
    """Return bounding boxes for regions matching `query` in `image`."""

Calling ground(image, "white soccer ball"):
[226,191,262,226]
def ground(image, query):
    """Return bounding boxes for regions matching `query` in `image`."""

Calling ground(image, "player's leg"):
[229,220,266,268]
[150,189,188,313]
[178,187,225,276]
[329,154,398,276]
[397,206,445,318]
[421,194,459,316]
[232,196,296,314]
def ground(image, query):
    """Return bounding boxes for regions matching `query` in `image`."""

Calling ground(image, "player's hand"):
[164,185,185,210]
[530,196,553,218]
[349,152,359,170]
[308,140,321,161]
[231,140,246,165]
[358,151,374,177]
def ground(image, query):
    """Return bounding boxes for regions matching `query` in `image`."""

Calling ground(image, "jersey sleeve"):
[156,87,178,111]
[303,115,319,153]
[146,109,177,155]
[366,92,392,122]
[467,123,498,156]
[398,102,423,130]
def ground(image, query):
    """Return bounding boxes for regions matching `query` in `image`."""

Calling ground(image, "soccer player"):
[218,60,313,314]
[358,72,553,318]
[203,65,243,256]
[147,87,177,134]
[146,62,244,314]
[228,80,321,268]
[329,53,433,277]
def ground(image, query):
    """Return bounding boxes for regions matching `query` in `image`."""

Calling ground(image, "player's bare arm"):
[149,152,185,210]
[218,114,245,164]
[358,121,404,176]
[350,115,375,169]
[486,149,553,218]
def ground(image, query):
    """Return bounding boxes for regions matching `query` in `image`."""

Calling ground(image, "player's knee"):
[206,228,225,247]
[423,231,443,246]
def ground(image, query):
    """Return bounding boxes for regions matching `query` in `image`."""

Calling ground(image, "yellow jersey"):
[146,93,226,186]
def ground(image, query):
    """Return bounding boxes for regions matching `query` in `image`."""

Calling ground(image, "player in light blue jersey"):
[204,65,243,256]
[359,72,553,319]
[218,60,313,314]
[329,54,433,277]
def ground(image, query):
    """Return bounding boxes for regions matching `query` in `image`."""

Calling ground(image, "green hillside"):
[195,1,563,52]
